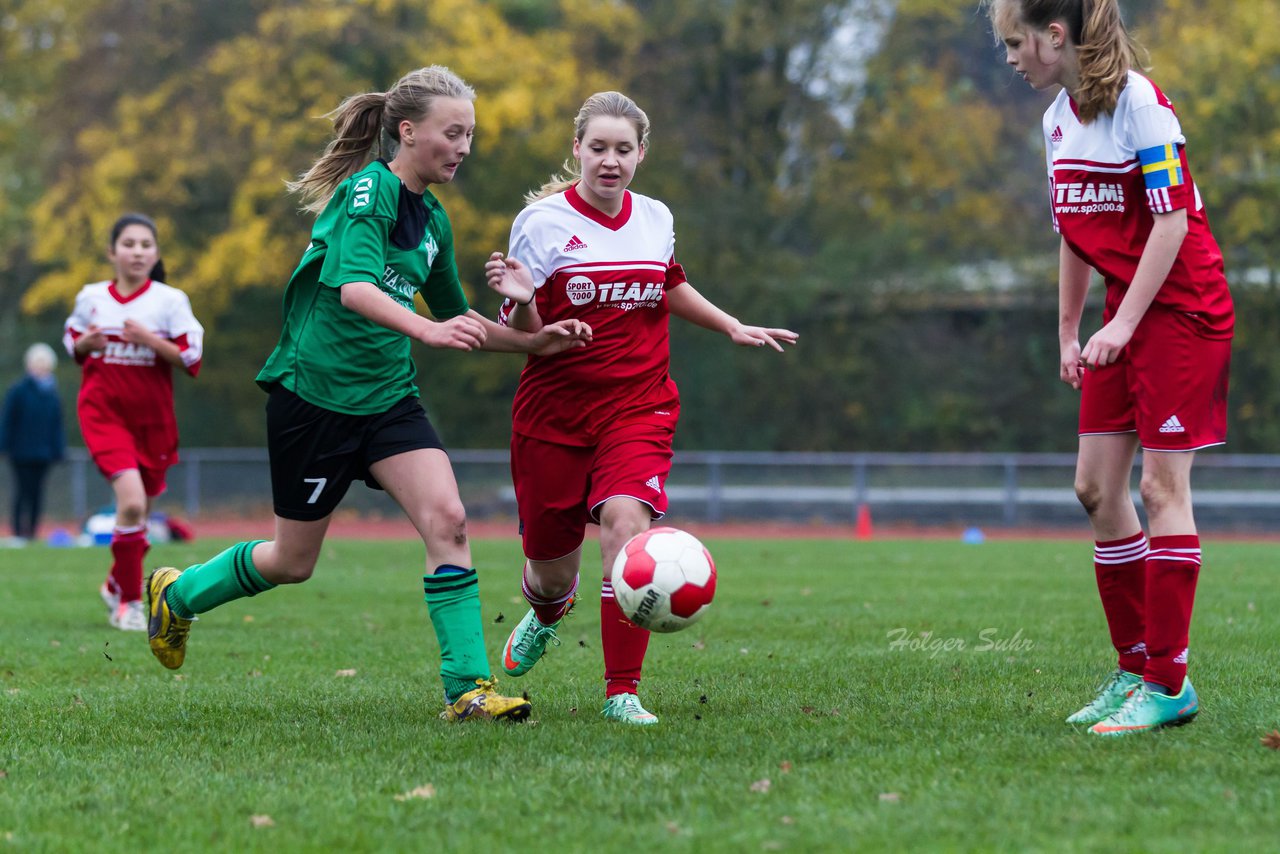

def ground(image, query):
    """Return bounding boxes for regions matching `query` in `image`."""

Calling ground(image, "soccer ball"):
[611,527,717,632]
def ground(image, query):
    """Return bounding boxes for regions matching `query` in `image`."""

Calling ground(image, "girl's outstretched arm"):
[666,283,798,352]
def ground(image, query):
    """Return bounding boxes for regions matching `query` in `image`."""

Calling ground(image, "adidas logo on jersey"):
[1159,415,1186,434]
[1050,125,1064,144]
[645,475,661,492]
[564,235,587,252]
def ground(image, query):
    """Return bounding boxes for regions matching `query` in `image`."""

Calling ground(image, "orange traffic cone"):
[855,503,873,540]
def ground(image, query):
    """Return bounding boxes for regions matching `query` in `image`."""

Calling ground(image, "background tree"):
[1,0,1275,452]
[16,0,640,445]
[1143,0,1280,450]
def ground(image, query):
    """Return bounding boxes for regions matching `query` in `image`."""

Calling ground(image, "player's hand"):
[530,319,593,355]
[77,324,108,355]
[1060,339,1084,389]
[484,252,536,307]
[1080,319,1134,373]
[419,315,488,351]
[727,322,798,352]
[121,318,158,347]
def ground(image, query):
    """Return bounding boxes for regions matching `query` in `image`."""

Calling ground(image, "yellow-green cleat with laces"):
[602,693,658,726]
[146,567,194,670]
[440,678,532,723]
[1065,668,1143,724]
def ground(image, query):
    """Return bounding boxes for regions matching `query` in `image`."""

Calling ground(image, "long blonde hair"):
[288,66,476,213]
[525,91,651,205]
[988,0,1144,122]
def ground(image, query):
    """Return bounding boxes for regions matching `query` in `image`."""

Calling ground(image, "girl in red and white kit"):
[987,0,1232,736]
[63,213,204,631]
[485,91,797,725]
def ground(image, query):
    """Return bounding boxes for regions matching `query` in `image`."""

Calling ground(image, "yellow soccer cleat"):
[146,567,194,670]
[440,677,532,723]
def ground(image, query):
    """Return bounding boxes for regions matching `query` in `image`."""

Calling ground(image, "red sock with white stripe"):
[522,564,577,626]
[108,525,149,604]
[601,578,650,698]
[1144,535,1201,693]
[1093,532,1148,675]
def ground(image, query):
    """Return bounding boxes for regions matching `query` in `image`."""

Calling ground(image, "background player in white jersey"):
[485,91,798,725]
[63,213,204,631]
[988,0,1233,736]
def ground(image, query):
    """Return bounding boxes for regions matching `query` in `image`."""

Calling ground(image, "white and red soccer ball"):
[611,527,717,632]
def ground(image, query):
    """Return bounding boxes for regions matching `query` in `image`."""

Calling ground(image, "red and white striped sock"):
[1093,532,1148,674]
[521,564,577,626]
[108,524,149,604]
[601,578,650,698]
[1144,535,1201,693]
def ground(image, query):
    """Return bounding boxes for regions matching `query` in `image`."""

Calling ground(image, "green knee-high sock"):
[166,540,275,618]
[424,567,493,702]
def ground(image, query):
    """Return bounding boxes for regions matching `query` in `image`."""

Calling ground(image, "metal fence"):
[16,448,1280,533]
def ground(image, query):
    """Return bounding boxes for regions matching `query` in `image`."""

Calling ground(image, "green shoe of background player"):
[601,693,658,726]
[501,607,566,677]
[1089,678,1199,737]
[1065,668,1143,724]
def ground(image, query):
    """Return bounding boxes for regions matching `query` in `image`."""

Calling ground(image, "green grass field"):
[3,535,1278,852]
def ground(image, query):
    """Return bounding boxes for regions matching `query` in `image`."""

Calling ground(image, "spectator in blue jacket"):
[1,343,66,544]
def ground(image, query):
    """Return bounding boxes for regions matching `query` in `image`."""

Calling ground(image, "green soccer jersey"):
[257,159,470,414]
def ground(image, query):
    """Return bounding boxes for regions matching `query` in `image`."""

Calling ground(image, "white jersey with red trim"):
[1044,70,1232,337]
[500,184,687,445]
[63,279,203,453]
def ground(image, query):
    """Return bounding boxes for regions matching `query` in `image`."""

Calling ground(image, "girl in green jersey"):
[144,66,590,723]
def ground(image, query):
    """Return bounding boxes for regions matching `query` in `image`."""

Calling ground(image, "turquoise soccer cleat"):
[1066,668,1143,724]
[601,693,658,726]
[501,602,572,677]
[1089,678,1199,737]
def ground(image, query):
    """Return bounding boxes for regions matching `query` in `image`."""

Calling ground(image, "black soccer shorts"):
[265,385,445,521]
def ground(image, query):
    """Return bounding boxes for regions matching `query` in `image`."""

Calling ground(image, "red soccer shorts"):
[89,438,170,497]
[511,416,676,561]
[1079,305,1231,452]
[80,404,173,497]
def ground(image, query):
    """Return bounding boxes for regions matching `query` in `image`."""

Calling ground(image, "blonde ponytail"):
[1074,0,1144,122]
[287,92,388,213]
[524,163,581,206]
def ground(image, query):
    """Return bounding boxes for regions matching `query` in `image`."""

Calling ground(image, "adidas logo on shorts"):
[1159,415,1186,434]
[645,475,661,492]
